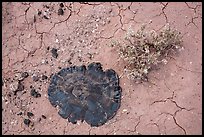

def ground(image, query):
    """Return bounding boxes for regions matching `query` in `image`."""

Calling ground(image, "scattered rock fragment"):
[51,48,58,58]
[17,112,23,116]
[67,58,72,64]
[27,112,34,118]
[17,82,24,92]
[14,72,29,81]
[37,10,42,16]
[30,89,41,98]
[10,81,24,95]
[59,3,64,8]
[32,75,39,82]
[21,72,29,79]
[10,81,19,92]
[42,115,46,119]
[42,75,48,80]
[34,15,36,23]
[43,15,49,19]
[44,5,50,9]
[58,8,64,15]
[37,117,42,122]
[24,118,31,126]
[122,109,128,112]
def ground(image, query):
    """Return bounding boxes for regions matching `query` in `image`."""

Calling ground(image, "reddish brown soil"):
[2,2,202,135]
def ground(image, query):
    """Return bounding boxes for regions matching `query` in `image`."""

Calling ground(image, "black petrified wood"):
[48,62,122,127]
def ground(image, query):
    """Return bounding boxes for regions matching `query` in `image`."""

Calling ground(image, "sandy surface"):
[2,2,202,135]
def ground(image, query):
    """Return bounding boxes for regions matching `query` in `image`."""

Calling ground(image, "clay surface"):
[2,2,202,135]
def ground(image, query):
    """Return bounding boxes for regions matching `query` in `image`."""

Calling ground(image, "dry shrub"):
[115,24,183,81]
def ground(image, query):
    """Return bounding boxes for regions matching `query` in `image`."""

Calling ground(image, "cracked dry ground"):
[2,2,202,135]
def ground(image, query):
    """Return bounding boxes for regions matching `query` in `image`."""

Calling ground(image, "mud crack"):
[185,2,201,14]
[155,2,169,23]
[186,16,199,28]
[151,81,195,135]
[127,115,142,135]
[48,3,73,33]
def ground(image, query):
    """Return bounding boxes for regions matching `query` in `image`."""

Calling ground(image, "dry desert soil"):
[2,2,202,135]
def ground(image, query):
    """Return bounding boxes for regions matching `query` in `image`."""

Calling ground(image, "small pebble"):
[17,112,23,115]
[21,72,29,79]
[42,75,48,80]
[17,82,24,91]
[59,3,64,8]
[10,81,19,92]
[122,109,128,112]
[38,11,42,16]
[58,8,64,15]
[43,15,49,19]
[27,112,34,118]
[38,117,42,122]
[24,119,31,126]
[32,75,39,82]
[42,115,46,119]
[51,48,58,58]
[30,89,41,98]
[44,5,50,9]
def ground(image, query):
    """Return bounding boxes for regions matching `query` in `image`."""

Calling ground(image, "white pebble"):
[27,34,31,38]
[122,109,128,112]
[41,59,45,64]
[162,59,168,64]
